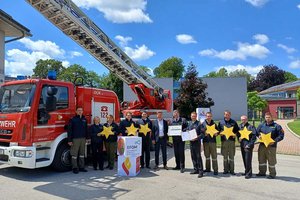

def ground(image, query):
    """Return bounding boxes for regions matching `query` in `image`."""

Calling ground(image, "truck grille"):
[0,154,8,162]
[0,142,9,147]
[0,135,12,140]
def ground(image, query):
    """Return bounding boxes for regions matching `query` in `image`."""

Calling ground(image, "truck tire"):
[51,143,72,172]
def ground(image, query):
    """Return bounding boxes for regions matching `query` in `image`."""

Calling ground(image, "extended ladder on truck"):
[25,0,172,116]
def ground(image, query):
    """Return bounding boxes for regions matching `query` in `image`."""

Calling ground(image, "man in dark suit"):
[171,110,188,173]
[151,111,169,170]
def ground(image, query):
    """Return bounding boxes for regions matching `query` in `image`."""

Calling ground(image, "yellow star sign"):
[126,124,139,136]
[139,124,151,136]
[258,132,275,147]
[206,124,219,138]
[99,126,114,139]
[239,127,252,141]
[220,126,235,140]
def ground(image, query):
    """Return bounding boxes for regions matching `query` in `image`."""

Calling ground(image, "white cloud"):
[277,44,297,54]
[297,4,300,9]
[176,34,197,44]
[19,38,65,58]
[5,38,79,77]
[199,42,270,60]
[217,64,263,76]
[72,0,152,23]
[5,49,51,76]
[289,60,300,69]
[124,45,155,61]
[69,51,83,58]
[253,34,269,44]
[115,35,133,47]
[245,0,269,7]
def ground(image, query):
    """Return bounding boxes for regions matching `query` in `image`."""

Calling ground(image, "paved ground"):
[0,147,299,200]
[275,120,300,155]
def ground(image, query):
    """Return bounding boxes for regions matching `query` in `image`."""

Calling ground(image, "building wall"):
[266,99,297,119]
[202,77,247,120]
[123,77,247,120]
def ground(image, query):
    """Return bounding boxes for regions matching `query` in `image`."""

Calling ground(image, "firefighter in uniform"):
[119,112,138,136]
[237,115,257,179]
[188,112,204,178]
[218,110,239,175]
[256,112,284,179]
[137,111,153,169]
[103,114,119,170]
[89,116,104,170]
[201,112,219,175]
[171,110,188,173]
[68,107,89,174]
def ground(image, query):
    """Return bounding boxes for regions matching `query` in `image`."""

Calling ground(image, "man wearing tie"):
[152,111,169,170]
[171,110,188,173]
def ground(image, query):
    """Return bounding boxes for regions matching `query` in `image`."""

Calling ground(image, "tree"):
[204,67,228,78]
[99,72,123,101]
[154,57,185,81]
[174,62,214,118]
[247,91,268,120]
[33,59,65,78]
[248,64,285,92]
[284,71,298,83]
[297,88,300,100]
[139,65,152,76]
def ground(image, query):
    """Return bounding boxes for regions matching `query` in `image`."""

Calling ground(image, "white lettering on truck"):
[0,121,16,128]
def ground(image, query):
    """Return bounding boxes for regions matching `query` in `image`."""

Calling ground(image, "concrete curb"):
[285,123,300,139]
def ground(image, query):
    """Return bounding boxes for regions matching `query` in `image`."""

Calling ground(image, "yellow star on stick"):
[258,132,275,147]
[239,127,252,141]
[220,126,235,140]
[139,123,151,136]
[99,126,114,139]
[126,124,139,136]
[206,124,219,138]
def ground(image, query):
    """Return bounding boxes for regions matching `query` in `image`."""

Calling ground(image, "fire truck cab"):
[0,78,119,171]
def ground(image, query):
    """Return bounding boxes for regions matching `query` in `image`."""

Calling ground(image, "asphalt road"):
[0,147,299,200]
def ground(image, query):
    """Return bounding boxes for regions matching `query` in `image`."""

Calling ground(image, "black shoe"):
[230,172,236,175]
[73,168,79,174]
[172,167,180,170]
[241,173,246,176]
[105,165,110,169]
[153,165,159,170]
[180,168,185,173]
[79,168,88,172]
[256,173,266,177]
[267,175,275,179]
[164,165,169,170]
[99,167,104,171]
[190,170,199,174]
[198,173,203,178]
[204,169,211,173]
[245,175,252,179]
[214,171,218,175]
[223,171,229,174]
[146,166,151,169]
[109,167,114,170]
[93,167,97,170]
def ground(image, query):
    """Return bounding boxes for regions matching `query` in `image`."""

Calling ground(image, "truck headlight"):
[14,150,33,158]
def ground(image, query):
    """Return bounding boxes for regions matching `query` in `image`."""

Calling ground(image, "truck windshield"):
[0,83,36,113]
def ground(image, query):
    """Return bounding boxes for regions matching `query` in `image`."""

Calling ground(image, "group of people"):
[67,107,284,179]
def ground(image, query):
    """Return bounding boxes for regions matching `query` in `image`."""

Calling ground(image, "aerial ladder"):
[25,0,172,116]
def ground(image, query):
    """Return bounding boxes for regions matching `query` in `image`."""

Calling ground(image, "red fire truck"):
[0,0,171,171]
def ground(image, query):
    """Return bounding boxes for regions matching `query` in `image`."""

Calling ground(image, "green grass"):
[288,120,300,136]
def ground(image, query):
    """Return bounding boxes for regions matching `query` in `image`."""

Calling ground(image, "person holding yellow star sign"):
[256,112,284,179]
[119,112,138,136]
[202,112,219,175]
[238,115,258,179]
[100,126,114,139]
[137,111,153,169]
[218,110,239,175]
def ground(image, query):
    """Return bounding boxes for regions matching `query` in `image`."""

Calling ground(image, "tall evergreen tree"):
[174,62,214,118]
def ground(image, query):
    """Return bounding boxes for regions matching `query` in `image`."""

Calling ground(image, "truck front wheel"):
[51,143,72,172]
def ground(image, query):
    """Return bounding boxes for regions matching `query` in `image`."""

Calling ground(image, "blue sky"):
[1,0,300,78]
